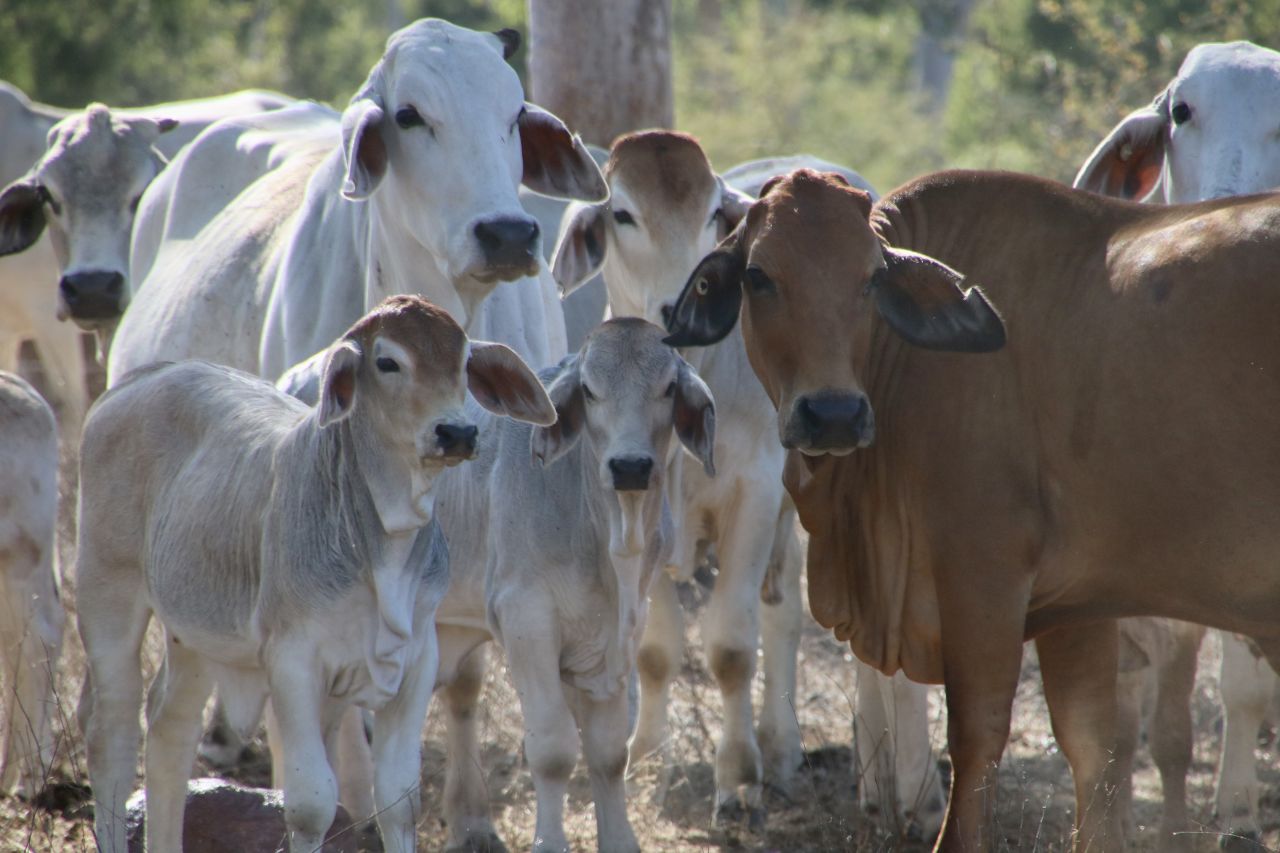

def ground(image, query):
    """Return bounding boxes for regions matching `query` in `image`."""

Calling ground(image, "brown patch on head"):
[344,294,468,374]
[607,131,716,211]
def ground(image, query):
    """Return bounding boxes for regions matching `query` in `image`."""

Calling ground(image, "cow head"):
[532,318,714,554]
[550,131,752,326]
[321,294,554,534]
[664,169,1004,456]
[0,104,176,329]
[1075,41,1280,203]
[339,19,607,320]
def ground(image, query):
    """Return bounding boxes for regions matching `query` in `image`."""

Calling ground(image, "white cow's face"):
[1075,41,1280,203]
[551,131,753,328]
[1163,42,1280,202]
[339,19,608,321]
[0,105,174,329]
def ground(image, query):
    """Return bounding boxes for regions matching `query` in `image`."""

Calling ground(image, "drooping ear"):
[550,201,607,295]
[341,96,388,200]
[716,177,754,239]
[467,340,556,426]
[530,355,585,466]
[1073,91,1168,200]
[673,358,716,476]
[662,232,746,348]
[0,179,47,257]
[871,247,1006,353]
[519,104,609,202]
[319,340,363,426]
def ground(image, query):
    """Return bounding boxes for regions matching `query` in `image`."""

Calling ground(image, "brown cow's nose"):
[60,271,125,322]
[436,423,478,459]
[474,216,539,270]
[789,393,875,451]
[608,455,654,491]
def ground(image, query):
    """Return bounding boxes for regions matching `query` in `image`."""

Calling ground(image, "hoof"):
[748,806,766,833]
[713,797,766,833]
[445,831,509,853]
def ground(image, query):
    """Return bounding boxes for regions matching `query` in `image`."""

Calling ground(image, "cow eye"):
[612,209,636,226]
[375,356,400,373]
[1171,102,1192,125]
[582,383,597,402]
[664,380,676,398]
[395,106,425,129]
[745,266,775,294]
[708,208,724,228]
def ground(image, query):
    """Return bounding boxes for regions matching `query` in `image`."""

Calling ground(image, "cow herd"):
[1,16,1280,853]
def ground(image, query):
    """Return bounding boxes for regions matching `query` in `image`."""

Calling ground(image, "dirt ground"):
[3,549,1279,853]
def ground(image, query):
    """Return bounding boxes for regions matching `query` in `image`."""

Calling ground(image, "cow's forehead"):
[581,318,675,387]
[1180,41,1280,81]
[383,20,520,109]
[41,108,157,191]
[748,169,879,279]
[348,295,468,374]
[608,132,717,213]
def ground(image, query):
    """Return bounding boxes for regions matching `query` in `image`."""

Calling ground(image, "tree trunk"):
[527,0,673,148]
[913,0,976,115]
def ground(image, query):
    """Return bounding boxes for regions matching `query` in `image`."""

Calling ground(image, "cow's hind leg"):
[144,633,214,853]
[1149,622,1202,850]
[571,684,640,853]
[439,631,506,852]
[1036,620,1126,853]
[1215,632,1275,845]
[0,568,64,798]
[757,507,803,794]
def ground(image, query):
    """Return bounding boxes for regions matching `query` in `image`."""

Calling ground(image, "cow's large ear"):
[319,340,362,426]
[1073,92,1168,200]
[531,355,584,466]
[342,96,388,200]
[663,232,745,348]
[673,357,716,476]
[519,104,609,203]
[716,178,754,239]
[0,179,47,257]
[550,201,607,295]
[467,340,556,426]
[872,247,1006,353]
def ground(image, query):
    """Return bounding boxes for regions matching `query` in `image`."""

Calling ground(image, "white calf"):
[0,372,62,798]
[76,295,554,853]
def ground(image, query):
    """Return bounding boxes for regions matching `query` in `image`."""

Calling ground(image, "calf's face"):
[664,169,1005,456]
[318,294,555,531]
[0,105,175,328]
[551,131,752,326]
[532,319,715,495]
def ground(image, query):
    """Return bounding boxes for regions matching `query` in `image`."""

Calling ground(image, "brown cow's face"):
[665,168,1006,456]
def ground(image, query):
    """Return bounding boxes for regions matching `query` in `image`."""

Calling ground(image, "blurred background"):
[2,0,1277,194]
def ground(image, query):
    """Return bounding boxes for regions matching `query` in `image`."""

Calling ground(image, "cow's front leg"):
[936,579,1027,852]
[571,685,640,853]
[757,507,803,793]
[270,659,338,853]
[630,571,683,765]
[371,624,437,853]
[1036,620,1125,852]
[438,632,506,853]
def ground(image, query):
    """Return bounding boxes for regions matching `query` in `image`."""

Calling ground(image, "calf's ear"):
[872,247,1006,353]
[0,179,47,257]
[319,341,362,426]
[341,97,388,201]
[716,178,754,239]
[1073,91,1168,200]
[467,341,556,427]
[550,201,607,296]
[519,104,609,203]
[530,355,584,467]
[663,233,745,348]
[673,358,716,476]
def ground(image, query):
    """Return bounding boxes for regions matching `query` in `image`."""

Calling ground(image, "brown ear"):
[467,341,556,426]
[663,227,746,349]
[520,104,609,202]
[550,201,607,295]
[318,341,362,426]
[1073,92,1168,200]
[530,355,585,466]
[673,358,716,476]
[872,247,1006,353]
[0,179,47,257]
[341,97,387,200]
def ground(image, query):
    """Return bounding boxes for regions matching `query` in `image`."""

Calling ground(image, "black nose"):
[790,393,875,451]
[608,455,654,491]
[59,271,125,322]
[474,216,539,270]
[436,423,478,458]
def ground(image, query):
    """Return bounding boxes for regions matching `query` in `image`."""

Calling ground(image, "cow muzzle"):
[783,392,875,454]
[432,422,479,464]
[59,270,126,326]
[608,455,654,492]
[472,215,540,282]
